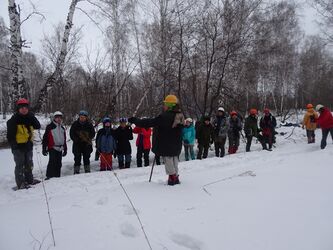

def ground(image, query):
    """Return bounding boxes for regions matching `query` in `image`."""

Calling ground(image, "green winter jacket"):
[244,115,259,137]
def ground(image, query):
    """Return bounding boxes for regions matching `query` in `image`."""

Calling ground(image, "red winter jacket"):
[317,107,333,129]
[133,127,152,150]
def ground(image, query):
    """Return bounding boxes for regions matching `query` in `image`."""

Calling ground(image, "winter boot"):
[84,165,91,173]
[174,175,180,185]
[119,163,125,169]
[74,165,80,174]
[168,175,175,186]
[125,162,131,168]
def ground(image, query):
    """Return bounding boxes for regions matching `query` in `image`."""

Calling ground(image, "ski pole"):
[149,155,156,182]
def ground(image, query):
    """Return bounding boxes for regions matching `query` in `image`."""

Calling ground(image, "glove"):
[128,117,137,124]
[42,148,48,156]
[113,153,117,159]
[62,150,67,157]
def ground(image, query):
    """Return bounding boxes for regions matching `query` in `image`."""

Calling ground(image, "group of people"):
[6,96,333,189]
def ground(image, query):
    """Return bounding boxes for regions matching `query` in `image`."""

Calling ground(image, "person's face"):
[54,116,62,124]
[217,111,223,116]
[163,105,169,111]
[79,115,87,122]
[185,121,191,126]
[120,122,126,128]
[232,115,237,120]
[18,106,29,115]
[264,112,269,116]
[204,120,210,125]
[104,122,111,127]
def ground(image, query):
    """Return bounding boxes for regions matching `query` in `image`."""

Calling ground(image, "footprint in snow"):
[120,222,139,238]
[96,196,108,206]
[170,232,203,250]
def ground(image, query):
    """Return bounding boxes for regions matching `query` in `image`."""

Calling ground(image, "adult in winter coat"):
[196,116,214,159]
[70,110,95,174]
[133,126,152,167]
[96,117,117,171]
[182,118,196,161]
[244,109,265,152]
[302,104,318,143]
[128,94,183,185]
[114,118,133,169]
[259,108,277,151]
[42,111,67,179]
[228,111,242,154]
[212,107,229,157]
[315,104,333,149]
[7,98,41,189]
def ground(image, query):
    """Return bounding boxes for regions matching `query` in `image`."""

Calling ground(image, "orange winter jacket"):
[302,109,318,130]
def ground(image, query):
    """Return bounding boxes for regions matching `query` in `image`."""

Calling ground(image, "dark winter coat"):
[317,107,333,129]
[196,123,214,146]
[42,121,67,153]
[96,127,117,154]
[228,117,242,139]
[129,110,183,157]
[114,125,133,155]
[244,115,259,137]
[7,112,41,150]
[259,114,277,136]
[213,115,229,138]
[70,119,95,146]
[133,127,152,150]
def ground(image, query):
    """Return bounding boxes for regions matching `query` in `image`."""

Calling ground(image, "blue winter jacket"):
[182,124,196,145]
[96,128,117,153]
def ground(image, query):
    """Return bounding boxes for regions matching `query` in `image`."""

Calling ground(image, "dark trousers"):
[46,149,62,178]
[306,130,315,143]
[321,128,333,149]
[214,137,226,157]
[262,134,273,149]
[118,154,132,169]
[12,149,34,187]
[137,147,150,167]
[197,144,209,159]
[184,145,195,160]
[155,154,161,165]
[73,144,92,166]
[246,134,264,152]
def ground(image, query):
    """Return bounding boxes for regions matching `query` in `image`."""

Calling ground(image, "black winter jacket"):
[7,112,41,150]
[196,123,214,146]
[130,111,183,156]
[114,126,133,155]
[70,119,95,146]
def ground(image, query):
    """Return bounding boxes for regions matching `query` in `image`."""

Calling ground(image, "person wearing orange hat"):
[128,95,184,186]
[6,98,41,189]
[244,108,265,152]
[259,108,277,151]
[302,104,318,144]
[228,111,242,154]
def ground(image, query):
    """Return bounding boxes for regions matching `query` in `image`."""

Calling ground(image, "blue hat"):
[103,117,111,123]
[79,110,88,116]
[119,117,127,123]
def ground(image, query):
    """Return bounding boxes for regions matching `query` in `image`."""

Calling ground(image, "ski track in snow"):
[1,122,333,250]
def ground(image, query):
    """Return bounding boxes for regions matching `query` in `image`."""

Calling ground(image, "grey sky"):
[0,0,322,62]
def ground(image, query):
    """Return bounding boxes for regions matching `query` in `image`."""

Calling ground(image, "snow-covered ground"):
[1,124,333,250]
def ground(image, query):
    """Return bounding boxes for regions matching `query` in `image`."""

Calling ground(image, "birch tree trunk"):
[8,0,27,110]
[33,0,80,112]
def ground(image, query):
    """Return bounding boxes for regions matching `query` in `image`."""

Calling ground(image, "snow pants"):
[197,144,209,159]
[184,144,195,161]
[137,147,150,167]
[100,152,112,171]
[321,128,333,149]
[118,154,131,169]
[12,148,34,188]
[163,156,179,175]
[246,134,264,152]
[46,149,62,178]
[214,136,226,157]
[306,130,315,144]
[73,143,93,174]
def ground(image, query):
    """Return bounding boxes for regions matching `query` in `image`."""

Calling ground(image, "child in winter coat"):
[315,104,333,149]
[115,118,133,169]
[42,111,67,179]
[302,104,318,143]
[182,118,196,161]
[259,108,277,151]
[213,107,229,157]
[196,116,214,159]
[133,126,152,167]
[228,111,242,154]
[96,117,117,171]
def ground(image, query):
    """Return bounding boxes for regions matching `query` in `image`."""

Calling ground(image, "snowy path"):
[1,126,333,250]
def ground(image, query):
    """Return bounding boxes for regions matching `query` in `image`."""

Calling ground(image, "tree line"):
[0,0,332,123]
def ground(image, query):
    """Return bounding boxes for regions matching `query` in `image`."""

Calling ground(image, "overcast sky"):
[0,0,322,63]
